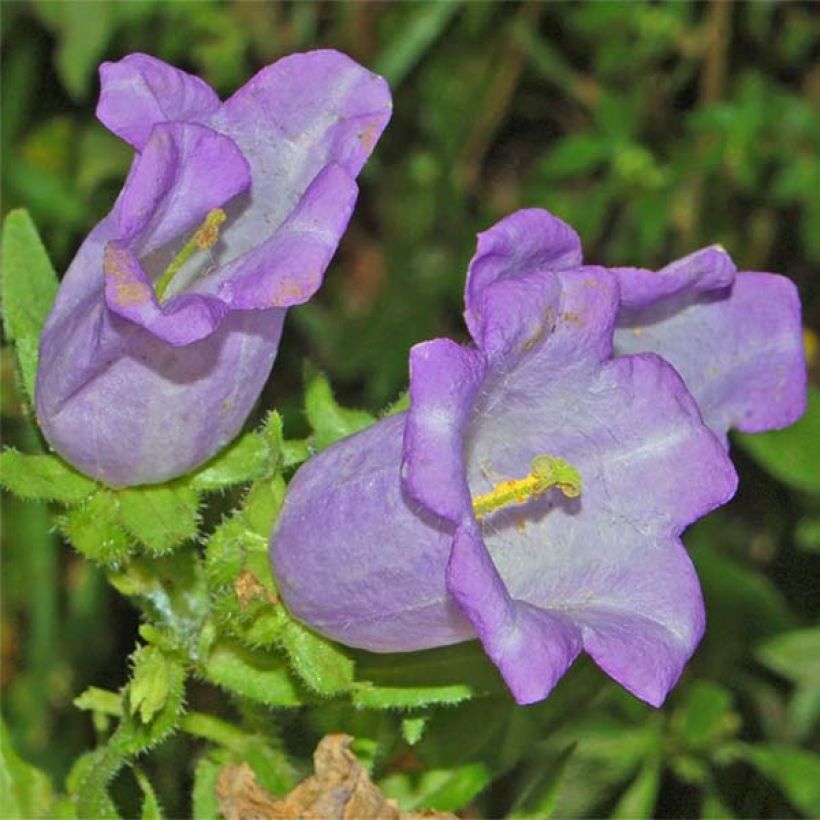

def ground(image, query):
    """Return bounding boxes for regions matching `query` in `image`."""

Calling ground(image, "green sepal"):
[189,411,284,491]
[241,475,286,538]
[279,619,354,696]
[305,369,374,451]
[352,682,473,710]
[126,645,178,725]
[117,484,200,555]
[0,449,97,503]
[58,490,133,566]
[203,639,306,707]
[401,715,429,746]
[0,209,58,404]
[191,754,223,820]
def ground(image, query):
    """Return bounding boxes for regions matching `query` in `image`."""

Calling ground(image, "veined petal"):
[116,122,250,257]
[97,53,221,149]
[464,208,582,344]
[615,269,807,440]
[402,339,486,521]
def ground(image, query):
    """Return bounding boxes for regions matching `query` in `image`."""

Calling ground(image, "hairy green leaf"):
[0,209,58,402]
[0,449,96,503]
[58,490,133,566]
[117,484,200,555]
[280,620,354,696]
[204,640,305,707]
[305,370,374,451]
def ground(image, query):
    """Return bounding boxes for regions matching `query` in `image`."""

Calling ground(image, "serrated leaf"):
[279,620,354,696]
[305,370,374,451]
[59,490,133,566]
[0,209,58,402]
[117,484,199,555]
[241,476,286,538]
[0,716,55,820]
[118,651,186,756]
[189,432,272,491]
[204,640,305,707]
[352,683,472,710]
[736,743,820,817]
[735,385,820,495]
[757,627,820,683]
[127,646,174,724]
[0,449,96,503]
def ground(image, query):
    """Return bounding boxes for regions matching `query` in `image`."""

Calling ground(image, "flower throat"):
[154,208,226,301]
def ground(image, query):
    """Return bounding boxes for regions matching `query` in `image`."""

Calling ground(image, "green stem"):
[179,711,248,752]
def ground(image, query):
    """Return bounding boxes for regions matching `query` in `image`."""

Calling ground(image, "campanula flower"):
[36,51,391,485]
[270,209,770,706]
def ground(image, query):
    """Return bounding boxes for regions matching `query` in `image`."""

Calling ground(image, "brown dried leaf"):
[217,734,456,820]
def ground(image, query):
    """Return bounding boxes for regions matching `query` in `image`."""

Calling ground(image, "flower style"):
[36,51,391,485]
[270,209,806,707]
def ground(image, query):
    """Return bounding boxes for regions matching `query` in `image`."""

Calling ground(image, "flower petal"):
[464,208,582,344]
[402,339,486,521]
[270,414,473,650]
[193,164,359,308]
[615,269,807,439]
[97,53,221,149]
[447,520,582,705]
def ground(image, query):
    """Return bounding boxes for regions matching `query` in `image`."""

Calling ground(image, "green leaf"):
[127,646,175,725]
[58,490,133,566]
[352,682,473,711]
[380,763,490,813]
[133,768,163,820]
[189,432,271,490]
[611,756,661,819]
[279,620,354,696]
[795,516,820,553]
[535,133,611,180]
[508,744,575,819]
[374,0,461,87]
[204,640,305,707]
[735,385,820,495]
[672,681,739,750]
[305,370,374,451]
[192,756,222,820]
[0,716,55,820]
[735,743,820,817]
[117,484,200,555]
[0,450,97,503]
[757,627,820,684]
[0,209,58,401]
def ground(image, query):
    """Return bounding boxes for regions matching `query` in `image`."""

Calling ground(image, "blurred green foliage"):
[1,1,818,818]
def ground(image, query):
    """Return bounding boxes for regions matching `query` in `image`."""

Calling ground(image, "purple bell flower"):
[36,51,391,485]
[270,209,806,707]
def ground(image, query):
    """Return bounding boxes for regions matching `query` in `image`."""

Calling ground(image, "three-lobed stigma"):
[472,455,581,521]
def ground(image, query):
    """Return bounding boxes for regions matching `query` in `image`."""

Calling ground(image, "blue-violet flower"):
[270,209,806,706]
[36,51,391,485]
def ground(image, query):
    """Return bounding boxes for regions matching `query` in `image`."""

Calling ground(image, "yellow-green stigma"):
[472,455,581,521]
[153,208,226,301]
